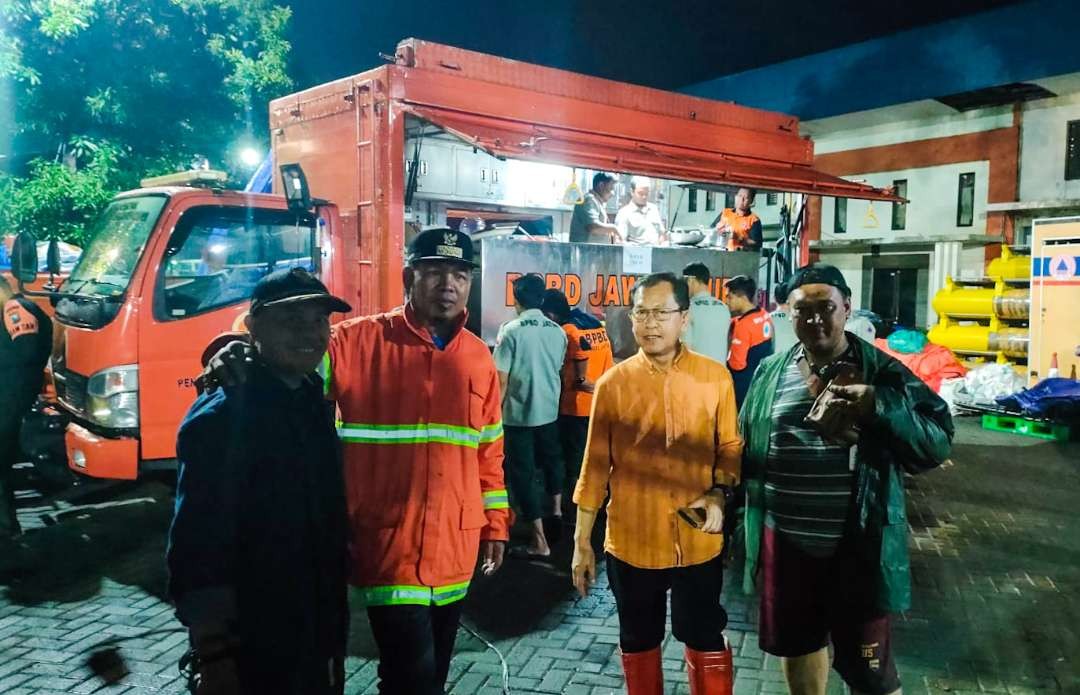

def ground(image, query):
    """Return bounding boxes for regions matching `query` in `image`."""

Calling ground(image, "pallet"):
[981,413,1072,441]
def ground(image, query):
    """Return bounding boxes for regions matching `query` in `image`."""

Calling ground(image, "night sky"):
[287,0,1025,92]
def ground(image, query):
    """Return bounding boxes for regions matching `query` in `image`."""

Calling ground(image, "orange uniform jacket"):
[717,208,762,251]
[728,307,774,407]
[325,305,509,607]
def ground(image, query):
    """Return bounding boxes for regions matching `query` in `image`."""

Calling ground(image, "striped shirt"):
[764,359,854,557]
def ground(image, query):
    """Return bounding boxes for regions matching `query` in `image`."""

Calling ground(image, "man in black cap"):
[737,263,953,695]
[201,229,510,695]
[168,267,351,695]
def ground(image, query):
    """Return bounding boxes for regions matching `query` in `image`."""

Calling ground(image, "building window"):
[724,190,735,209]
[705,190,716,211]
[956,173,975,227]
[766,192,778,206]
[688,187,698,213]
[834,197,847,234]
[1066,120,1080,180]
[891,179,907,231]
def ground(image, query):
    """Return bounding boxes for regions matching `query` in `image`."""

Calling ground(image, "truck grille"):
[57,368,88,416]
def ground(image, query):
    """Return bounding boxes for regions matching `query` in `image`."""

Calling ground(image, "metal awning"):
[401,104,903,202]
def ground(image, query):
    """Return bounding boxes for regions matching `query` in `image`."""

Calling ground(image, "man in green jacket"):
[738,264,952,695]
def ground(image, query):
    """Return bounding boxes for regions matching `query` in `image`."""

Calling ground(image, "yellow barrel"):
[927,324,1028,357]
[987,247,1030,281]
[932,284,1029,319]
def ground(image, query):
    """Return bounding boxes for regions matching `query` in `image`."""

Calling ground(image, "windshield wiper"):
[67,277,125,296]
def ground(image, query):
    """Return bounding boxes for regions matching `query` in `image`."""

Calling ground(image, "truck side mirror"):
[280,163,312,212]
[10,232,39,284]
[46,238,61,276]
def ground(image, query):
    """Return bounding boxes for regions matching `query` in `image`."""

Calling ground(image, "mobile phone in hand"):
[677,506,707,529]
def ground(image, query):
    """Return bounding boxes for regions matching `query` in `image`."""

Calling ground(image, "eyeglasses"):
[629,308,685,322]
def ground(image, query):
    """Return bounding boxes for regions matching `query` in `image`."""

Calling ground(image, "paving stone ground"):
[1,418,1077,694]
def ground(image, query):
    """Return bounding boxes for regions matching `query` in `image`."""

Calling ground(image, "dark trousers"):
[504,422,563,522]
[234,652,342,695]
[557,414,589,497]
[606,553,728,653]
[366,601,464,695]
[0,414,22,538]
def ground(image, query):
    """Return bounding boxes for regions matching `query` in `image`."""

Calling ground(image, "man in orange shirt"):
[202,229,509,695]
[725,274,774,409]
[540,289,614,507]
[709,187,762,252]
[571,272,742,695]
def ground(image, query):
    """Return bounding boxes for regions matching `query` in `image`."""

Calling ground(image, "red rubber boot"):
[685,645,734,695]
[620,646,663,695]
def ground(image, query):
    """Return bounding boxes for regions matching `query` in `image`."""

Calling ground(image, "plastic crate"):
[980,413,1072,441]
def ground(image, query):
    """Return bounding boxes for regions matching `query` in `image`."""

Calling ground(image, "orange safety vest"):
[717,208,761,251]
[325,304,510,607]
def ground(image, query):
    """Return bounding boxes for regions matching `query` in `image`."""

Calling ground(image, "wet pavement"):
[1,417,1077,694]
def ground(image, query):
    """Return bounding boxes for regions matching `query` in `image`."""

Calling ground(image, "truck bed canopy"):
[400,104,899,202]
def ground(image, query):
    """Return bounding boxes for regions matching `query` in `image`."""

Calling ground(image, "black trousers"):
[557,414,589,497]
[234,652,342,695]
[504,422,563,522]
[366,601,464,695]
[606,553,728,654]
[0,413,23,538]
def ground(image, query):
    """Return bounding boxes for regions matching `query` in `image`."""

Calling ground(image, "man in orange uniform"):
[203,228,510,695]
[709,187,762,252]
[725,274,774,409]
[571,272,742,695]
[539,289,614,508]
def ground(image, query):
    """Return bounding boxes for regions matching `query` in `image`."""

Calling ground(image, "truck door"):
[137,202,317,464]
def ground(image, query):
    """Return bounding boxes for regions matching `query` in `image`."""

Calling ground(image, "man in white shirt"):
[681,262,730,364]
[494,274,568,557]
[615,177,666,246]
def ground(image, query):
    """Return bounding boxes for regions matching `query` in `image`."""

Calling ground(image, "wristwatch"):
[710,484,735,507]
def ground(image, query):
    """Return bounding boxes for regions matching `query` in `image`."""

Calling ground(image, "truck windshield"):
[66,195,168,298]
[158,206,316,320]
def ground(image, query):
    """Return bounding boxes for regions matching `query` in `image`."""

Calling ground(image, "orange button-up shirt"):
[573,347,742,569]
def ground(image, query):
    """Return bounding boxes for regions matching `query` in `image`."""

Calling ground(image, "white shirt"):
[615,201,664,245]
[493,309,568,427]
[683,291,731,364]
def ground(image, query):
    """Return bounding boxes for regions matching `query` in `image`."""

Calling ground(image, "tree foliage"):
[0,0,294,244]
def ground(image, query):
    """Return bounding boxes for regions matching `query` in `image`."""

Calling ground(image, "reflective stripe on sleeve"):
[354,581,471,607]
[482,489,510,510]
[478,422,503,444]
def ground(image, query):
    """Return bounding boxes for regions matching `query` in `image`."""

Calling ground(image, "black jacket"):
[167,363,348,690]
[1,293,51,407]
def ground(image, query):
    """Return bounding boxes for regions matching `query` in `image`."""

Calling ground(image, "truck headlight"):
[87,365,139,429]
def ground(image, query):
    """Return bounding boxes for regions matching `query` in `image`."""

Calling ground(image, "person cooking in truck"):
[570,172,622,244]
[706,187,762,252]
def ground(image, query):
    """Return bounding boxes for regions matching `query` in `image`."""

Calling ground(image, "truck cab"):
[40,171,345,479]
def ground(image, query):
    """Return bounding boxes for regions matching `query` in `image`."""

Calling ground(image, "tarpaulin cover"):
[996,378,1080,419]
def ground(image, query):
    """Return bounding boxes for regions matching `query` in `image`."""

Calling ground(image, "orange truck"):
[12,39,894,480]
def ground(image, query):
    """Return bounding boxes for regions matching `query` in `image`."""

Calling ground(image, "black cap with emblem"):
[406,227,478,268]
[250,267,352,315]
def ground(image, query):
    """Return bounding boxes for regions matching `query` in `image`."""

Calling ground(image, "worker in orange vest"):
[708,187,762,252]
[202,229,510,695]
